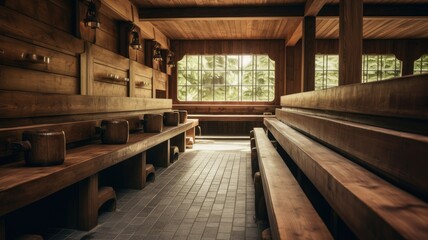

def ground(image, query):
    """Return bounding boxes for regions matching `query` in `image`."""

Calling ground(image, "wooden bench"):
[188,114,276,136]
[263,74,428,239]
[0,91,199,239]
[252,128,332,240]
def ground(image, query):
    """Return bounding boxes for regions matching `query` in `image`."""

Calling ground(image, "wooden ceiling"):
[131,0,428,41]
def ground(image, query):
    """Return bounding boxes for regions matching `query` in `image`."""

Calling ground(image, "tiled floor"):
[47,139,257,240]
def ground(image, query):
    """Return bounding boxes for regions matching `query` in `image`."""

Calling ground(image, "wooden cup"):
[164,112,180,126]
[15,130,66,166]
[144,114,163,133]
[99,119,129,144]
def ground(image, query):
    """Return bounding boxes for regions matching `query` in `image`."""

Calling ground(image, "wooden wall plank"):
[0,91,172,118]
[0,66,79,95]
[3,0,73,33]
[0,35,78,77]
[0,6,83,54]
[280,74,428,120]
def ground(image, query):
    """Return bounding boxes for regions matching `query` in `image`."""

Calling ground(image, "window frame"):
[176,54,276,103]
[413,55,428,75]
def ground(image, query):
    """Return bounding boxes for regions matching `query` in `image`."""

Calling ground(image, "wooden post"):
[116,152,147,189]
[171,132,186,152]
[339,0,363,85]
[147,140,170,168]
[77,174,98,231]
[301,16,316,92]
[186,127,196,144]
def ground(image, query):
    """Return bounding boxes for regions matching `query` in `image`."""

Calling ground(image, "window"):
[177,55,275,102]
[315,54,402,90]
[414,55,428,75]
[362,55,401,82]
[315,55,339,90]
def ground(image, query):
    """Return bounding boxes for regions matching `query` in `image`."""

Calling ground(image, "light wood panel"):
[317,18,428,39]
[132,0,306,7]
[151,18,301,40]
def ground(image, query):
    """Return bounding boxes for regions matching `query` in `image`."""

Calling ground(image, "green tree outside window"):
[177,55,275,101]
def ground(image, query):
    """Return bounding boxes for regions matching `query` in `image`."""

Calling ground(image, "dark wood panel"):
[265,118,428,240]
[302,17,315,91]
[0,6,83,54]
[3,0,73,33]
[285,41,302,94]
[281,74,428,120]
[173,104,278,114]
[339,0,362,85]
[276,108,428,199]
[198,121,264,136]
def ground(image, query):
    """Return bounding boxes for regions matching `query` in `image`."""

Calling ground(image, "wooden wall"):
[286,39,428,94]
[170,40,284,114]
[0,0,168,99]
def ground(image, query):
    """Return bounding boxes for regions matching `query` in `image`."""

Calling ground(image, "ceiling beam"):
[286,3,428,46]
[305,0,328,17]
[285,21,302,46]
[318,4,428,18]
[286,0,327,46]
[138,6,304,21]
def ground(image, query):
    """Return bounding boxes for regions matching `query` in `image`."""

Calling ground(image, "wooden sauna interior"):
[0,0,427,239]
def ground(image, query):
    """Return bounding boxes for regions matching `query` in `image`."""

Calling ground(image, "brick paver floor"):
[45,139,257,240]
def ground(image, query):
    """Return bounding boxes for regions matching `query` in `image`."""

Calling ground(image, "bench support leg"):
[186,127,195,143]
[116,152,147,189]
[171,132,186,152]
[77,174,98,231]
[147,140,170,168]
